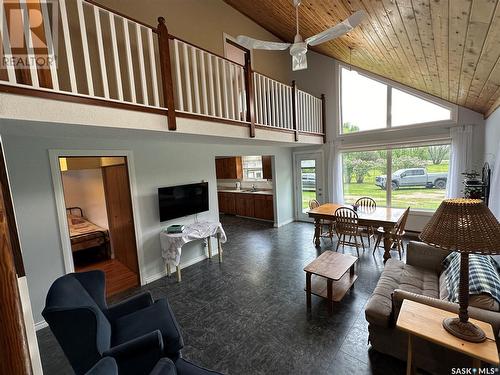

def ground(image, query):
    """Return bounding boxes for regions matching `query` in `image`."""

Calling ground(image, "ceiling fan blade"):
[292,53,307,71]
[236,35,291,51]
[305,10,366,47]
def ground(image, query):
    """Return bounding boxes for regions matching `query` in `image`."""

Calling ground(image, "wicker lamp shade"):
[419,199,500,255]
[419,198,500,342]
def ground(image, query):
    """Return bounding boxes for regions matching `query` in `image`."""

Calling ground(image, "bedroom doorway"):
[58,156,139,297]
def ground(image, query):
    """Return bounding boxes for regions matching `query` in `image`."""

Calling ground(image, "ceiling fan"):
[236,1,366,71]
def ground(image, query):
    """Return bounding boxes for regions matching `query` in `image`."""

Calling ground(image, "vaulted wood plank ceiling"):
[224,0,500,117]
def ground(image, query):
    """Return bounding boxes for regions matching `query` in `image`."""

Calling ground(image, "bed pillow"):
[440,252,500,312]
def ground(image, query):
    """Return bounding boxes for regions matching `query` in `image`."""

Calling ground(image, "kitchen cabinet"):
[262,156,272,180]
[218,192,236,214]
[218,192,273,221]
[215,157,242,179]
[254,195,274,220]
[236,194,255,217]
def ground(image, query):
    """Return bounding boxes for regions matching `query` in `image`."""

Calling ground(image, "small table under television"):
[303,251,358,313]
[160,221,226,282]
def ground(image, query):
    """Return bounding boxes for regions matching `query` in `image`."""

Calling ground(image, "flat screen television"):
[158,182,209,222]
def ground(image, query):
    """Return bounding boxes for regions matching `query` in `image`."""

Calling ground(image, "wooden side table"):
[396,299,500,374]
[303,251,358,313]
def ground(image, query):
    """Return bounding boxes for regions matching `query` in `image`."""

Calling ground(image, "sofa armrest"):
[393,289,500,338]
[106,292,154,321]
[104,331,164,375]
[406,241,450,273]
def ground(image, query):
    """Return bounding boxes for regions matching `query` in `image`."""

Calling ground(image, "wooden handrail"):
[83,0,157,31]
[245,52,256,138]
[292,80,298,141]
[157,17,177,130]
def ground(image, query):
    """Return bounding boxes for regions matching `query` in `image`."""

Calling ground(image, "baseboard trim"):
[143,253,213,285]
[35,320,48,331]
[275,218,295,228]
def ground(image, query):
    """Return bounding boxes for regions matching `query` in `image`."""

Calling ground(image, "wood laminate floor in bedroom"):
[75,258,139,297]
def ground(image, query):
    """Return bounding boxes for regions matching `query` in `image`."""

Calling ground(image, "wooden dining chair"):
[373,207,410,259]
[309,199,335,243]
[334,207,365,256]
[355,197,377,246]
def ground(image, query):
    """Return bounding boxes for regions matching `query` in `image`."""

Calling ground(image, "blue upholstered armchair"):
[43,271,222,375]
[86,357,176,375]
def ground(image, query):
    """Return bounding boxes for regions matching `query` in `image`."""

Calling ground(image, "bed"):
[66,207,110,255]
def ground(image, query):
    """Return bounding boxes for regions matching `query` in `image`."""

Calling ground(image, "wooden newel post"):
[157,17,177,131]
[244,55,256,138]
[292,80,298,142]
[321,93,326,143]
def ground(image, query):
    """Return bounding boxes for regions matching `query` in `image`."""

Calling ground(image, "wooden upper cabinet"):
[262,156,272,180]
[215,157,243,179]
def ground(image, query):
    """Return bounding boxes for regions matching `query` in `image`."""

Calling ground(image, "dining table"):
[308,203,408,263]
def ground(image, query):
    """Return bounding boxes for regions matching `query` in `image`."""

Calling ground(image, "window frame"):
[337,62,458,137]
[340,140,452,212]
[242,155,265,182]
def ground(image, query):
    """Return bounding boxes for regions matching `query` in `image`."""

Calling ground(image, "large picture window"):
[340,67,452,134]
[342,144,450,210]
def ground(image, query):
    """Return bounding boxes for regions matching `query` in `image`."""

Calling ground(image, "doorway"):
[294,152,324,221]
[58,156,139,296]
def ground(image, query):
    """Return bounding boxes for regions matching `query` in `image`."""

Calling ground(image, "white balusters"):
[191,47,200,113]
[147,29,159,107]
[94,7,108,98]
[40,0,58,90]
[19,0,39,87]
[135,24,148,105]
[173,39,184,110]
[200,51,208,115]
[109,13,123,100]
[207,55,216,116]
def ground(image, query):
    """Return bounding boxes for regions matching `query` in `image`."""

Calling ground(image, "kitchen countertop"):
[217,188,273,196]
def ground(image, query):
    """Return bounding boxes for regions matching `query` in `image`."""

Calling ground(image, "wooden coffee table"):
[304,251,358,313]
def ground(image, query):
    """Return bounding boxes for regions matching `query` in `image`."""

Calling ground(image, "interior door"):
[294,153,324,221]
[102,163,139,276]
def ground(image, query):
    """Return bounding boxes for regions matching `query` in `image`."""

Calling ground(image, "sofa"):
[365,241,500,374]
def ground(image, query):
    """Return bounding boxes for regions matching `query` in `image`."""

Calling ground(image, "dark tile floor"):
[37,216,408,374]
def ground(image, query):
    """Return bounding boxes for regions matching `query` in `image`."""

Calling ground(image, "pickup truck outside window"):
[342,145,450,211]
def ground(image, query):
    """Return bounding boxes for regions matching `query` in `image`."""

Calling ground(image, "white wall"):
[485,106,500,167]
[62,169,109,229]
[0,120,294,325]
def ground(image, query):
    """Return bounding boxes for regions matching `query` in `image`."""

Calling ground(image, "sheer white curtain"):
[447,125,473,198]
[328,141,344,203]
[489,143,500,219]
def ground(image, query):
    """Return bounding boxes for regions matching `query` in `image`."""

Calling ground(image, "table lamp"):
[419,198,500,342]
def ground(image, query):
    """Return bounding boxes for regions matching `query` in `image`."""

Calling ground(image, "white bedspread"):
[160,221,227,267]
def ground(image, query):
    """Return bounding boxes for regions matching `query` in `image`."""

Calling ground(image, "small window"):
[242,156,264,181]
[341,68,387,133]
[340,66,453,134]
[392,88,451,127]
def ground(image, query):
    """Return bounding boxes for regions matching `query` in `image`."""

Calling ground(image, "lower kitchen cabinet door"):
[244,196,255,217]
[264,195,274,221]
[226,193,236,214]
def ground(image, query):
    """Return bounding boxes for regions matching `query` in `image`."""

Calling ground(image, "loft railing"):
[0,0,325,141]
